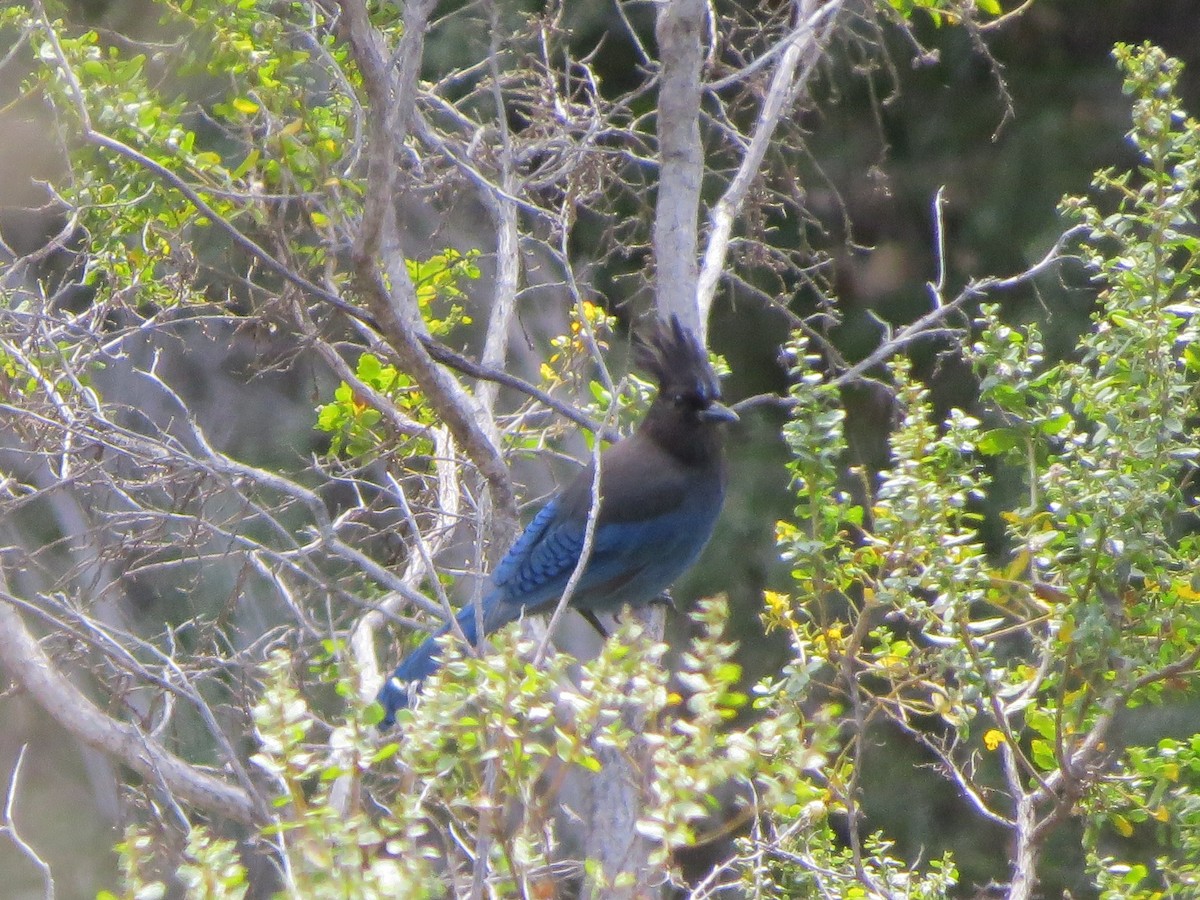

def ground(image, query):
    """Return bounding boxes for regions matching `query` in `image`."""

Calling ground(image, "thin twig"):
[831,225,1088,387]
[0,598,262,824]
[1,745,55,900]
[533,383,623,665]
[697,0,844,324]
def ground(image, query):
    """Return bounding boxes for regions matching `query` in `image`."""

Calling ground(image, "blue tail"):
[377,592,519,727]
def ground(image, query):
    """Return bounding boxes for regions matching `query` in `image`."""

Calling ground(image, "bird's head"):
[634,315,738,455]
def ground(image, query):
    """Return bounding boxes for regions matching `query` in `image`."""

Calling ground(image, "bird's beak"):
[700,401,739,424]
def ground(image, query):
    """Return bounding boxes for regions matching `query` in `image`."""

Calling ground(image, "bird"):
[377,315,737,727]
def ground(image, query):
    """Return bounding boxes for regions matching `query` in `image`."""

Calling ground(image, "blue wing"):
[489,487,720,617]
[491,497,573,596]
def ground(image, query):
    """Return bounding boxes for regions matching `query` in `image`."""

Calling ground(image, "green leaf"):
[372,741,400,762]
[978,428,1022,456]
[1031,738,1057,771]
[1184,342,1200,372]
[1039,412,1073,436]
[192,150,222,169]
[356,353,382,381]
[1025,708,1056,740]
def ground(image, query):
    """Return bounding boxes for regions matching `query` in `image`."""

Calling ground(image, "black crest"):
[634,314,721,405]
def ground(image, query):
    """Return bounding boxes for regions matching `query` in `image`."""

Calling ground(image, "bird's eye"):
[673,392,706,411]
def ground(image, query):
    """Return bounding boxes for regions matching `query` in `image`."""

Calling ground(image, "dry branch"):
[0,597,263,826]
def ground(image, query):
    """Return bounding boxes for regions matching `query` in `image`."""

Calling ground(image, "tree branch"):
[0,596,264,826]
[1,745,55,900]
[652,0,708,335]
[697,0,844,323]
[338,0,519,544]
[830,224,1089,388]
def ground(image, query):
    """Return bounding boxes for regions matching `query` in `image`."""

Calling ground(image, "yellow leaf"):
[1177,582,1200,601]
[232,97,259,114]
[1152,805,1170,823]
[1112,814,1134,837]
[1057,617,1075,644]
[1004,549,1031,581]
[192,151,222,169]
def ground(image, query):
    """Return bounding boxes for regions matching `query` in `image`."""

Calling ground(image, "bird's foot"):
[650,590,677,613]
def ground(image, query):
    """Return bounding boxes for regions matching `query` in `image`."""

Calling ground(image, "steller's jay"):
[377,316,737,727]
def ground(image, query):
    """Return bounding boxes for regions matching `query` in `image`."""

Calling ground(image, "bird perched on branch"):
[378,315,737,727]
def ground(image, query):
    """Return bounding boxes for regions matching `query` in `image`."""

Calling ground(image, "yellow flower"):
[761,591,794,633]
[763,590,790,615]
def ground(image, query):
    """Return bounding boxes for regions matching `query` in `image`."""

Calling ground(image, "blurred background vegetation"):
[2,1,1199,897]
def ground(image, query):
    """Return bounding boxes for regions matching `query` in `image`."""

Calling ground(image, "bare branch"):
[653,0,708,334]
[476,0,523,423]
[418,337,618,441]
[338,0,519,542]
[1,745,55,900]
[0,597,263,825]
[697,0,844,323]
[831,224,1088,387]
